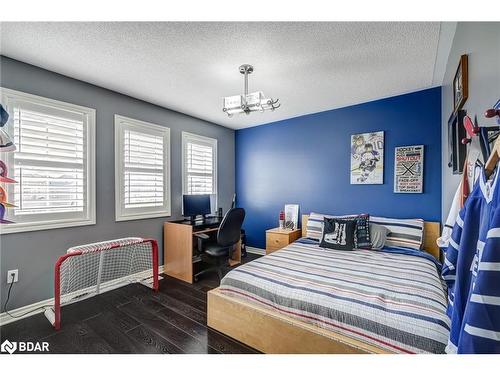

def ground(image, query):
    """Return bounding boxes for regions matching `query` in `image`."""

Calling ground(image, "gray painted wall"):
[441,22,500,222]
[0,56,235,310]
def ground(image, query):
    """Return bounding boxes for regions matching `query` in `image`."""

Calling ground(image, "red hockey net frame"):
[50,237,158,330]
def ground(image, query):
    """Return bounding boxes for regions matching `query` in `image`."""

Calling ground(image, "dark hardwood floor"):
[0,253,262,354]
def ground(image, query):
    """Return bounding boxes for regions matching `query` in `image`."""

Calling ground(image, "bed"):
[207,215,450,354]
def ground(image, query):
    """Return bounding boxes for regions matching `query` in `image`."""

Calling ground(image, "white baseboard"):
[246,246,266,256]
[0,296,54,327]
[0,265,165,327]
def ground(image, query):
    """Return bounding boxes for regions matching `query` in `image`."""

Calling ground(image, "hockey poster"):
[350,131,384,184]
[394,145,424,193]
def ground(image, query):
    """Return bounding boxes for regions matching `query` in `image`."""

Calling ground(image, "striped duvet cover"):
[219,239,450,354]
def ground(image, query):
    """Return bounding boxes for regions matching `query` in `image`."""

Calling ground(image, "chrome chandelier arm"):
[244,70,249,97]
[223,64,279,117]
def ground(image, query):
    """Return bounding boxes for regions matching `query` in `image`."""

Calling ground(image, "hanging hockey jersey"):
[458,169,500,353]
[442,169,489,353]
[437,182,462,249]
[437,166,480,249]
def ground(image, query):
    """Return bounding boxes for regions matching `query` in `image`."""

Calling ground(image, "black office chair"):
[193,208,245,282]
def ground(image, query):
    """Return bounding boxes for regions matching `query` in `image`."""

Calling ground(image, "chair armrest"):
[194,233,210,253]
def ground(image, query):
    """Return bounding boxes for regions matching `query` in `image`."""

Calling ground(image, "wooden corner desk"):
[164,218,241,284]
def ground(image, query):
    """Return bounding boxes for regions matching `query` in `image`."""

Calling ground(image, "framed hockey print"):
[350,131,384,184]
[453,54,468,113]
[394,145,424,193]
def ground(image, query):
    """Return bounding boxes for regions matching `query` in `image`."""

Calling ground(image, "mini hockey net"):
[45,237,159,330]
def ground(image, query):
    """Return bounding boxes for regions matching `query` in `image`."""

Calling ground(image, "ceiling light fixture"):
[223,64,280,117]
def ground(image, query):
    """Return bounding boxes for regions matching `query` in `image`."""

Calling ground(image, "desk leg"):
[228,240,241,267]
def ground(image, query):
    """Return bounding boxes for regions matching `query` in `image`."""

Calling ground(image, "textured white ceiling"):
[0,22,449,129]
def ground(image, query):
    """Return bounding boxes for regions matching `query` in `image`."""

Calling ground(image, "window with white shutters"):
[115,115,170,221]
[0,88,96,234]
[182,132,217,198]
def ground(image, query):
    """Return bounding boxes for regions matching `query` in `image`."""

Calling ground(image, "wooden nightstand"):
[265,227,302,254]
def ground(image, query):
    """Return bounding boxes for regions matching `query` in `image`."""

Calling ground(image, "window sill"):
[115,210,171,222]
[0,218,96,235]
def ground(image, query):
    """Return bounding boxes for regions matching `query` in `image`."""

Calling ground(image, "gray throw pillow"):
[369,223,390,250]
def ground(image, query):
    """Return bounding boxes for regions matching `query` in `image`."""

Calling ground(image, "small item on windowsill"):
[0,161,16,184]
[0,105,16,153]
[0,104,9,127]
[279,211,285,229]
[0,204,14,224]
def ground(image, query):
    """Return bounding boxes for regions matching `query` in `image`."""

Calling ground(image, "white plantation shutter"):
[14,108,85,214]
[186,142,214,194]
[182,132,217,196]
[124,130,164,208]
[115,115,170,221]
[0,88,96,234]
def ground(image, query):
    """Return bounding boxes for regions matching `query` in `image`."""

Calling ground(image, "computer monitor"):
[183,194,211,221]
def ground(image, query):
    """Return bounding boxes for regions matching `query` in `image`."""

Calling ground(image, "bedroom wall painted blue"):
[236,87,442,249]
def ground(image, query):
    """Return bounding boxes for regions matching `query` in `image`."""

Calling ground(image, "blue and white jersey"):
[437,183,462,249]
[441,167,482,292]
[442,169,492,353]
[458,169,500,353]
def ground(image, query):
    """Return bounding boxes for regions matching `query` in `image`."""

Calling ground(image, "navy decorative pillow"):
[354,214,371,249]
[320,217,356,251]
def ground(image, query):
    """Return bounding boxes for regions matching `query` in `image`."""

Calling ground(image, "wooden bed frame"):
[207,214,441,354]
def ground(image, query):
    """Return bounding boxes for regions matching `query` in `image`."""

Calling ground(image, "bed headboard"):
[301,214,441,261]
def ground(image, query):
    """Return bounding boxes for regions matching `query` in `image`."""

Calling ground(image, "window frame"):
[114,114,171,222]
[181,131,218,209]
[0,87,96,234]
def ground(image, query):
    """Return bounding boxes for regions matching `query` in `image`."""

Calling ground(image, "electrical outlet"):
[7,269,18,284]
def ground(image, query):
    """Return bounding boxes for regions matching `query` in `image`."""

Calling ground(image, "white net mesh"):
[59,238,156,305]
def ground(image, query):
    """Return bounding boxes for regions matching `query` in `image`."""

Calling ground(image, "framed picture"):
[350,131,384,184]
[447,110,467,174]
[394,145,424,193]
[453,54,468,113]
[284,204,299,230]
